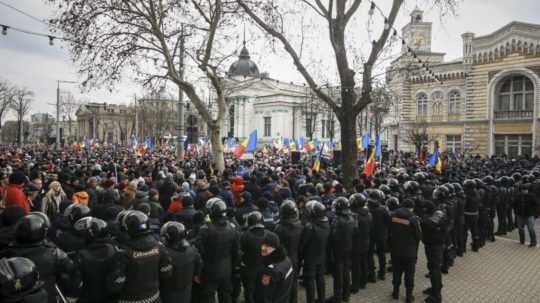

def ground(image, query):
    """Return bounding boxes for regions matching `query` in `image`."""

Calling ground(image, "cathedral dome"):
[228,43,260,78]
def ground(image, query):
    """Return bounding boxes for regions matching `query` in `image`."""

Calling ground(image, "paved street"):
[297,230,540,303]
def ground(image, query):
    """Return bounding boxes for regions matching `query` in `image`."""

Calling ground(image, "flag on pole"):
[418,144,425,161]
[82,136,89,149]
[429,144,443,173]
[234,130,257,159]
[362,133,370,150]
[363,147,376,177]
[312,143,324,172]
[290,140,296,152]
[375,135,382,160]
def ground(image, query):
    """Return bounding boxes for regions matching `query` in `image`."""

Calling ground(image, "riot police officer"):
[3,213,77,303]
[365,189,390,282]
[482,176,497,242]
[463,179,481,252]
[240,211,271,303]
[452,183,466,256]
[50,203,91,253]
[389,199,422,303]
[197,199,240,303]
[160,222,202,303]
[255,232,294,303]
[350,193,371,293]
[72,216,125,303]
[422,188,449,303]
[329,197,355,303]
[274,200,303,303]
[0,257,48,303]
[299,200,330,303]
[115,210,172,303]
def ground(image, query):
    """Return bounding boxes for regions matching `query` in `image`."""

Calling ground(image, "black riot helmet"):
[160,221,187,244]
[403,180,420,195]
[364,188,386,202]
[74,217,108,241]
[332,197,350,214]
[452,182,464,195]
[209,199,227,220]
[349,193,367,211]
[116,210,133,232]
[386,196,400,210]
[122,210,149,237]
[0,257,41,297]
[64,204,91,225]
[463,179,476,191]
[482,175,495,185]
[246,211,264,228]
[280,200,299,220]
[432,186,449,202]
[15,214,49,244]
[512,172,522,183]
[378,184,391,196]
[473,178,484,189]
[305,200,327,221]
[442,183,455,196]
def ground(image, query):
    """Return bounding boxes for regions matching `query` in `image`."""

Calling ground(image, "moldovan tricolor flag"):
[234,129,257,159]
[363,147,376,177]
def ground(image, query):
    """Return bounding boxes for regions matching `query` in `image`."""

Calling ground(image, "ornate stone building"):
[384,9,540,158]
[222,42,339,144]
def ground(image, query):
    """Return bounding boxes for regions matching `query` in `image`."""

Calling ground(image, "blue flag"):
[362,133,370,149]
[283,138,290,149]
[246,130,257,152]
[375,135,382,159]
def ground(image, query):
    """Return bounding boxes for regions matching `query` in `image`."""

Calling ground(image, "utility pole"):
[177,24,189,158]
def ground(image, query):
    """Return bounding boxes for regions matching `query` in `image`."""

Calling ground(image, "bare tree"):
[237,0,456,187]
[49,0,241,173]
[403,120,434,155]
[0,80,14,143]
[11,87,33,145]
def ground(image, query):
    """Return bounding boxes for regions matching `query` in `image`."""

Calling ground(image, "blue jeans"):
[516,216,537,245]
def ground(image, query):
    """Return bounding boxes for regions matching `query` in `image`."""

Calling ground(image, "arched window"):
[496,76,534,119]
[431,91,443,121]
[448,91,461,114]
[417,93,428,118]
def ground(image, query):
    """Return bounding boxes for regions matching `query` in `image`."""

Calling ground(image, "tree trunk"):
[338,106,359,190]
[209,122,225,174]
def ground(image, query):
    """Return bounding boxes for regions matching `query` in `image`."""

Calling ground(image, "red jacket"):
[5,184,30,214]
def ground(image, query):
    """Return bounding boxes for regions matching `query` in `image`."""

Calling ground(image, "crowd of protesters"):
[0,145,539,303]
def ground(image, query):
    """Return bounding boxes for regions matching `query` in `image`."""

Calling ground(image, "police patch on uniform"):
[262,274,271,286]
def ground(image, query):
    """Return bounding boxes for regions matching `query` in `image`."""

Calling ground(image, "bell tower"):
[401,8,432,54]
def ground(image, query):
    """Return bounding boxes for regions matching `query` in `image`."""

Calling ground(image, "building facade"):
[384,9,540,158]
[76,102,134,144]
[30,113,54,144]
[222,42,339,145]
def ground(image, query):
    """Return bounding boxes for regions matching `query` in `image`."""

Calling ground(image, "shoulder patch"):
[391,217,410,226]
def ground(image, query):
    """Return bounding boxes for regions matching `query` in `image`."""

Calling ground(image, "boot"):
[391,287,399,299]
[406,293,415,303]
[422,287,433,295]
[368,273,376,283]
[519,232,525,245]
[424,295,442,303]
[378,271,386,281]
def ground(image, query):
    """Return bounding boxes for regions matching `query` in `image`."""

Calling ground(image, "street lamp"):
[56,80,77,149]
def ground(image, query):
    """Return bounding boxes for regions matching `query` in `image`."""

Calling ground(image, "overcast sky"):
[0,0,539,119]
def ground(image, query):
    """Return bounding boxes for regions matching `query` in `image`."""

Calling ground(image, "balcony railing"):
[494,110,533,120]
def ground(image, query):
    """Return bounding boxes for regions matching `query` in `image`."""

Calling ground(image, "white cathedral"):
[220,42,340,145]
